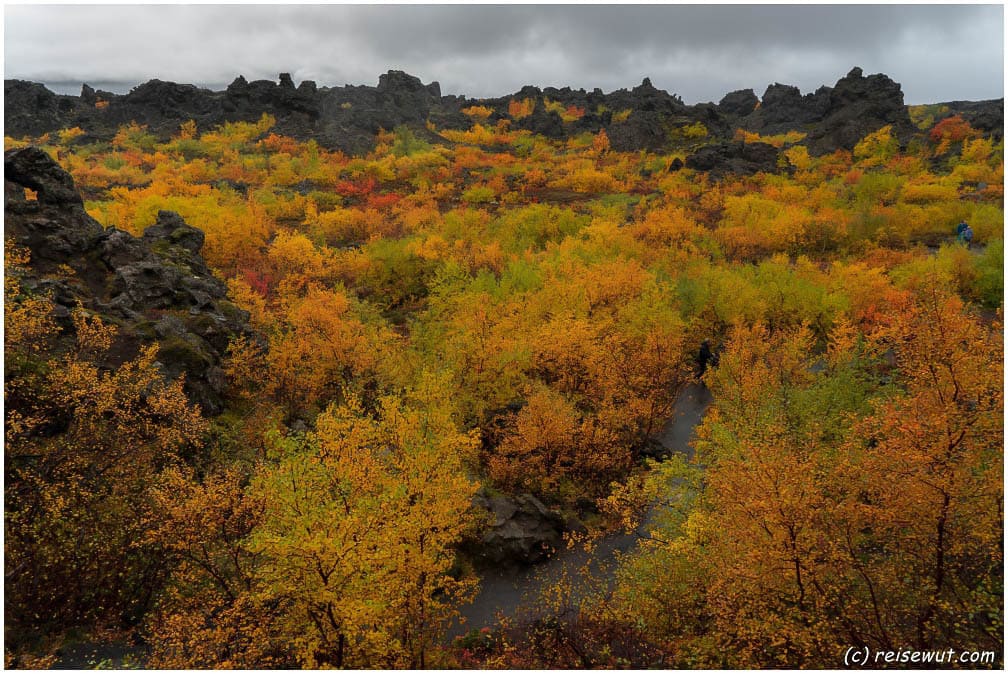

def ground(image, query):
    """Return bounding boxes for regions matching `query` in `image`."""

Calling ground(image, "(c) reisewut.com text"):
[843,646,998,667]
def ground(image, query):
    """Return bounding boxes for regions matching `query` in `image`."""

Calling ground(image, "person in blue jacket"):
[962,223,974,249]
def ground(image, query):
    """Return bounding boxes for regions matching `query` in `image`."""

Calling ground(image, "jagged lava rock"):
[685,141,781,178]
[4,146,253,414]
[4,67,1002,167]
[741,82,831,135]
[4,80,73,138]
[804,67,915,156]
[718,89,759,118]
[469,492,566,566]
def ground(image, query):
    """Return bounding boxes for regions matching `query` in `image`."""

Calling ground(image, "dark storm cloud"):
[4,4,1003,104]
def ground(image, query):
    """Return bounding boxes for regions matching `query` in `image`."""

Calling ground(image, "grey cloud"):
[4,4,1003,104]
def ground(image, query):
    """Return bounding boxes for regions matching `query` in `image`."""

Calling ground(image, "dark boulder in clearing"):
[469,492,567,567]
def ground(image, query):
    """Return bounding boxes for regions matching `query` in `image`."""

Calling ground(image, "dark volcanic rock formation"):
[469,492,566,566]
[685,141,781,177]
[5,67,1000,163]
[803,67,915,156]
[4,80,75,138]
[607,110,674,152]
[4,70,444,156]
[741,82,832,135]
[736,68,917,156]
[3,71,698,155]
[4,146,252,414]
[718,88,759,117]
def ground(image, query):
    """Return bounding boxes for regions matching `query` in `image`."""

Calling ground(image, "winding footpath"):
[449,382,713,639]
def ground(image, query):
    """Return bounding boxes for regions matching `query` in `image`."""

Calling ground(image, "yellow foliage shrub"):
[462,105,494,120]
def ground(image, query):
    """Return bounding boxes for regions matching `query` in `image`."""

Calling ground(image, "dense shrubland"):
[4,106,1002,667]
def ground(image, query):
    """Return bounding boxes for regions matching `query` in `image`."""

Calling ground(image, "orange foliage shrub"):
[508,98,535,119]
[592,128,611,155]
[563,104,586,122]
[264,286,384,416]
[930,114,977,154]
[630,205,699,247]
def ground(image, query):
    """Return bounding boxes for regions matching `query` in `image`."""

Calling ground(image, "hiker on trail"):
[956,221,968,241]
[963,224,974,249]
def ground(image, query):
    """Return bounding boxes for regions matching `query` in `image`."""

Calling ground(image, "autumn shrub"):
[734,128,806,147]
[146,379,479,669]
[550,165,622,193]
[973,238,1004,307]
[494,203,589,252]
[363,236,442,311]
[508,97,535,119]
[247,383,480,668]
[930,114,978,154]
[966,202,1004,243]
[853,124,898,166]
[112,121,157,152]
[57,126,86,145]
[5,270,206,649]
[461,184,496,204]
[462,105,494,120]
[672,121,708,141]
[611,108,632,123]
[631,205,701,247]
[263,284,389,416]
[390,124,432,157]
[900,179,959,203]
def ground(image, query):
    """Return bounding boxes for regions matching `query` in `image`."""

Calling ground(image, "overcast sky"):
[4,4,1004,104]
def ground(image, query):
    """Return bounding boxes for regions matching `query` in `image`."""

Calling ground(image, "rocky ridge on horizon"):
[6,68,1002,162]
